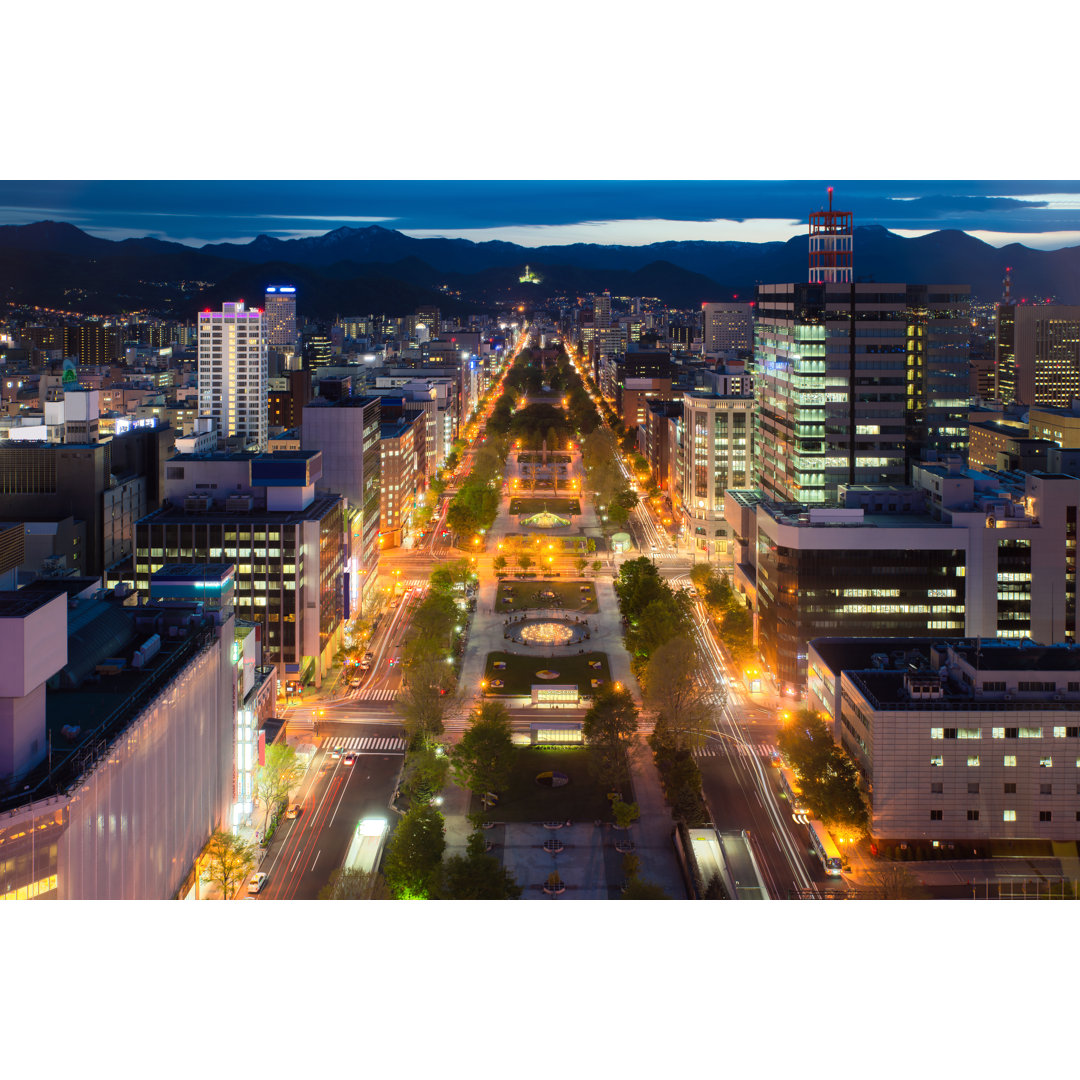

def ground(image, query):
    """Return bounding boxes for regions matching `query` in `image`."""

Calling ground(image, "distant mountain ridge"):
[1,219,1079,313]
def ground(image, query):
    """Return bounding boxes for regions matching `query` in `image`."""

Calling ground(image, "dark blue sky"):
[2,180,1079,250]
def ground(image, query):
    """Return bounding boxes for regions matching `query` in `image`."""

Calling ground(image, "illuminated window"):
[1004,756,1017,767]
[930,727,944,740]
[930,755,943,767]
[1003,810,1016,822]
[967,756,980,767]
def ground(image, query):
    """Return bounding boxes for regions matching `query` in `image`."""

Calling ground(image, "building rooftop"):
[0,611,218,813]
[143,492,342,526]
[0,585,68,619]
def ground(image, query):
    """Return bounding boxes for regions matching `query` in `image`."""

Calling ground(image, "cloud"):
[401,217,809,247]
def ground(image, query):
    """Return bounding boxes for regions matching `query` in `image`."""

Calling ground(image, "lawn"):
[484,650,611,696]
[518,452,571,464]
[495,578,599,613]
[500,534,590,553]
[509,497,581,516]
[471,746,616,822]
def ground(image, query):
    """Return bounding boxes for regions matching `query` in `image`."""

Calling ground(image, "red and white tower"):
[808,187,853,283]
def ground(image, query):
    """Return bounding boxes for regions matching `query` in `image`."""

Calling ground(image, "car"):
[285,804,302,819]
[344,752,356,765]
[330,746,343,760]
[365,651,374,661]
[685,586,698,598]
[248,872,268,894]
[359,658,371,671]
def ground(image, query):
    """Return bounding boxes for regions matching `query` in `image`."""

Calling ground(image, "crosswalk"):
[353,687,397,701]
[693,741,777,760]
[325,736,406,754]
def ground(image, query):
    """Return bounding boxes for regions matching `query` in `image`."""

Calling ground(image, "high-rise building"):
[673,390,753,567]
[136,450,345,682]
[701,302,753,354]
[726,464,1080,690]
[198,301,268,450]
[301,327,332,368]
[301,397,382,610]
[754,282,970,504]
[264,286,298,350]
[994,304,1080,406]
[592,291,612,329]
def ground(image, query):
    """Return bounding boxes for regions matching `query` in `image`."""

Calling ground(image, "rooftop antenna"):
[1003,266,1012,305]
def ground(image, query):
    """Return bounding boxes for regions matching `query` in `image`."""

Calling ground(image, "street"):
[256,728,405,900]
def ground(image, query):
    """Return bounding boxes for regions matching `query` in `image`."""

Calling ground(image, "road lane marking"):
[311,850,321,872]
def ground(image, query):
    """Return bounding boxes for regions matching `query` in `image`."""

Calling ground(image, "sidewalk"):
[625,736,687,899]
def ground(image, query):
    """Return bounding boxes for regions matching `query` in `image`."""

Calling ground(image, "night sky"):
[1,181,1079,251]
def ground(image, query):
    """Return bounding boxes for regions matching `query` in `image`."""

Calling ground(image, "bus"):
[808,819,844,876]
[778,767,810,817]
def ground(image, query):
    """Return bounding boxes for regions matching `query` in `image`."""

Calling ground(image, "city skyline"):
[3,180,1080,250]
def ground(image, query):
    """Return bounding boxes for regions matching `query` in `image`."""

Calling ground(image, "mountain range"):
[1,220,1079,318]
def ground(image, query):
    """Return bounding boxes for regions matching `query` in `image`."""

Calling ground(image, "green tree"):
[583,684,638,791]
[446,500,479,537]
[575,556,588,576]
[396,658,454,750]
[204,830,255,900]
[254,743,305,835]
[720,604,754,664]
[451,701,515,797]
[383,803,446,899]
[591,559,602,575]
[778,711,869,835]
[492,554,507,575]
[318,867,393,900]
[612,799,640,829]
[516,551,534,574]
[642,635,717,750]
[435,851,523,899]
[689,563,714,592]
[399,746,450,805]
[705,572,734,612]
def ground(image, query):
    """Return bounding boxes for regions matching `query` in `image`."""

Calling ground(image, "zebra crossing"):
[693,741,777,760]
[325,735,406,754]
[353,687,397,701]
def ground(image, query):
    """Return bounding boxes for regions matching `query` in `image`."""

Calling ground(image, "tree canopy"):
[204,830,255,900]
[451,701,515,797]
[383,803,446,899]
[318,867,393,900]
[778,711,869,835]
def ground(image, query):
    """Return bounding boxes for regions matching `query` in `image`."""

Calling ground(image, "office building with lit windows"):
[808,637,1080,842]
[725,463,1080,691]
[264,285,298,350]
[300,397,382,610]
[754,282,971,505]
[671,390,753,568]
[701,302,753,354]
[197,301,268,450]
[995,304,1080,407]
[134,450,346,686]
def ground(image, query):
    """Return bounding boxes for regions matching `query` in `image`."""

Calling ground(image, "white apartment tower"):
[198,301,268,450]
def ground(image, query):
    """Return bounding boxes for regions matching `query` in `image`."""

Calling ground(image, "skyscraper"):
[701,302,753,354]
[264,285,298,349]
[754,282,970,503]
[995,304,1080,406]
[198,301,268,450]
